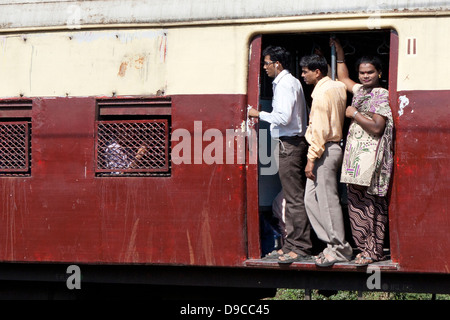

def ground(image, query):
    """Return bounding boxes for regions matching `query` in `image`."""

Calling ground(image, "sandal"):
[314,252,338,267]
[354,254,375,267]
[278,252,312,264]
[262,250,283,260]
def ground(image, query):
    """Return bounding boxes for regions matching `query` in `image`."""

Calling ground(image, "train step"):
[244,258,399,271]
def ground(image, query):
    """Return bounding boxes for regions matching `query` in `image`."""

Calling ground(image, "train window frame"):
[0,100,33,177]
[94,98,172,177]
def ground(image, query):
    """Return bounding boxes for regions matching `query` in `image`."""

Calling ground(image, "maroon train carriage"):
[0,1,449,299]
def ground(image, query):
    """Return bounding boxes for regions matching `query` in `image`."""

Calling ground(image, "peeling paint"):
[118,54,147,77]
[0,30,167,97]
[398,95,410,117]
[117,61,128,77]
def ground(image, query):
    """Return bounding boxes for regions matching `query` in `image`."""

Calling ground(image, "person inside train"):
[300,54,353,267]
[104,125,147,174]
[330,37,394,266]
[248,46,313,264]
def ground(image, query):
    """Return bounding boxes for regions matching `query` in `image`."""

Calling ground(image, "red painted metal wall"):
[390,90,450,273]
[0,95,250,266]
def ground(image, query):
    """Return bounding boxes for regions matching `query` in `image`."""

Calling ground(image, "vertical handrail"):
[331,34,337,80]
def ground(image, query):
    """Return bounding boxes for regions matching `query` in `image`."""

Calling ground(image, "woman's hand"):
[329,37,356,92]
[345,106,358,119]
[330,37,343,53]
[347,107,387,136]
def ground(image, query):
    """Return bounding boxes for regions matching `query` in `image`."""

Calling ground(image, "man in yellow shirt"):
[300,54,353,267]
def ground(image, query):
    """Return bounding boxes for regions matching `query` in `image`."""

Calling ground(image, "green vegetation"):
[270,289,450,300]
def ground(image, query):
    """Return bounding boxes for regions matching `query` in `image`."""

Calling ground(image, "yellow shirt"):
[305,76,347,162]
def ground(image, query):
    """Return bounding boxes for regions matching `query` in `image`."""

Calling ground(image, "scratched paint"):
[0,179,30,261]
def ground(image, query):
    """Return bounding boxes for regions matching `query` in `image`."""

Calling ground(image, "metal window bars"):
[0,121,31,175]
[95,119,170,176]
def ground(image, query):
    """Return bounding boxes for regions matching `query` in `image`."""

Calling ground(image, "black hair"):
[262,46,291,70]
[299,54,328,76]
[355,56,383,73]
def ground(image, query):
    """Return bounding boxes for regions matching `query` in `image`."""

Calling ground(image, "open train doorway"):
[256,30,393,258]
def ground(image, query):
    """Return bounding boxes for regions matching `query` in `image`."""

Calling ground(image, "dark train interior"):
[257,30,392,257]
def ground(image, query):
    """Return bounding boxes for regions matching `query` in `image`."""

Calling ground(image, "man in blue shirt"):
[249,46,312,263]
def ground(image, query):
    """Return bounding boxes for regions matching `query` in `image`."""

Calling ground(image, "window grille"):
[0,121,31,175]
[95,98,171,177]
[95,119,170,176]
[0,100,32,177]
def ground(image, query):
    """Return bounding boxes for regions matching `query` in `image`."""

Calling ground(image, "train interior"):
[257,30,392,259]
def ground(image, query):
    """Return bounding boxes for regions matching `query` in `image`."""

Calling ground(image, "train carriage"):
[0,0,449,298]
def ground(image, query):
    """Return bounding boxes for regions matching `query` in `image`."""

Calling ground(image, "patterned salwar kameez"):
[341,84,394,261]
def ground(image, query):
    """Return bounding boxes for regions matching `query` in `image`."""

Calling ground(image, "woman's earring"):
[379,74,382,78]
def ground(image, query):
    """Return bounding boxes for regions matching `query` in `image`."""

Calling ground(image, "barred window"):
[95,98,171,177]
[0,100,32,176]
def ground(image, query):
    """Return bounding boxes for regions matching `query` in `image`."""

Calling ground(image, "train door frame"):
[246,35,262,259]
[246,29,399,262]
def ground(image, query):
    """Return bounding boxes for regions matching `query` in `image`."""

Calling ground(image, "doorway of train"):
[253,30,395,259]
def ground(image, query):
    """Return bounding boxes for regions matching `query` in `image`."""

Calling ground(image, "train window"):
[0,100,32,177]
[94,98,171,177]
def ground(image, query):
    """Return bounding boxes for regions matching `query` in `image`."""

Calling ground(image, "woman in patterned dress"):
[330,38,394,265]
